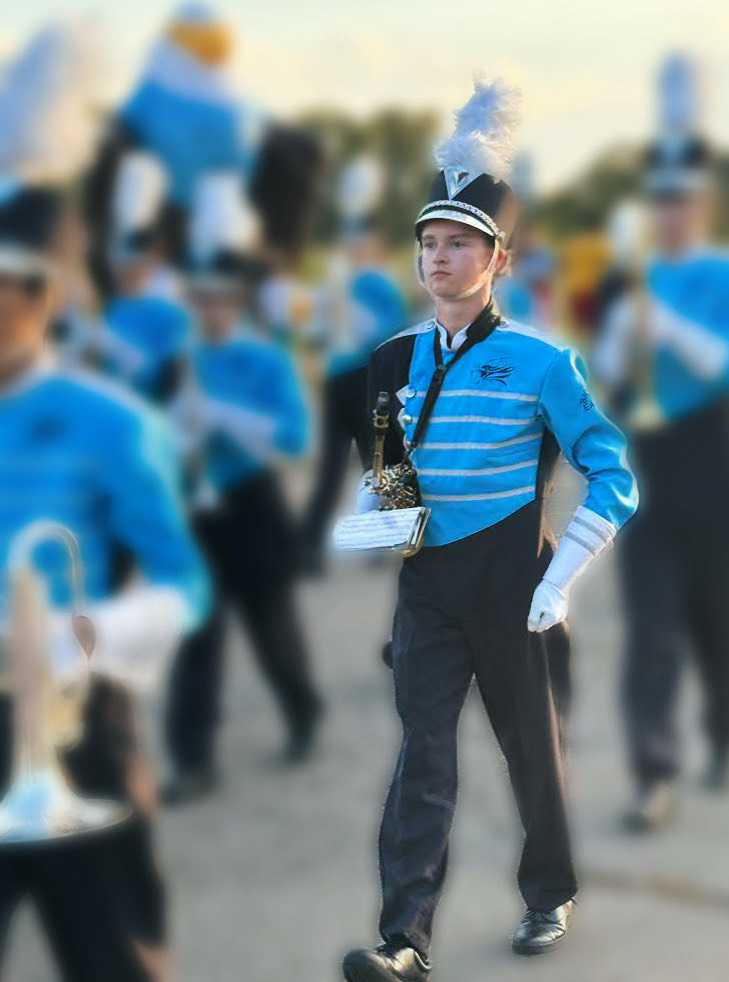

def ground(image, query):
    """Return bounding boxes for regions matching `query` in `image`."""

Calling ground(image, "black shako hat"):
[416,78,521,243]
[644,54,714,198]
[644,134,714,197]
[0,183,64,279]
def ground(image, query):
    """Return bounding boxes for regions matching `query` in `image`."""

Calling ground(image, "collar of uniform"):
[436,321,469,352]
[435,299,501,352]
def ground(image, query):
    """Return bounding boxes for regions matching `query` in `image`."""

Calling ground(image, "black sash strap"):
[408,302,502,453]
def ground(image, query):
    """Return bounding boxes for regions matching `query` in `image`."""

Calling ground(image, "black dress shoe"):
[511,900,573,955]
[161,765,217,807]
[283,701,325,765]
[703,746,729,791]
[623,780,676,831]
[343,943,431,982]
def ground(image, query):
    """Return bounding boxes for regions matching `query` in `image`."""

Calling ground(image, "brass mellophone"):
[367,391,421,510]
[0,521,130,845]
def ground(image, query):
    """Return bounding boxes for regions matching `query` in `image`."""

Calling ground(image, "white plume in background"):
[189,171,260,261]
[657,53,704,137]
[337,155,385,220]
[112,152,168,239]
[0,20,105,184]
[435,77,522,183]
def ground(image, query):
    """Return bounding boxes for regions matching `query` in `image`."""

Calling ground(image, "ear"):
[494,248,512,276]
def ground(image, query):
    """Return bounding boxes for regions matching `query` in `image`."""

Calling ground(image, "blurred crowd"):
[0,3,727,980]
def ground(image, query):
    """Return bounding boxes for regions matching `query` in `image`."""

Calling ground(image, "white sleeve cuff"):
[88,585,186,689]
[563,505,616,554]
[544,507,615,595]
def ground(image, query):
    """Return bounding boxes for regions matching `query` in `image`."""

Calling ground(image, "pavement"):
[6,463,729,981]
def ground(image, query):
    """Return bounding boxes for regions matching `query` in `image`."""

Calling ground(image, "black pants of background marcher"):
[166,469,322,772]
[0,680,164,982]
[300,366,371,560]
[621,397,729,785]
[378,500,575,959]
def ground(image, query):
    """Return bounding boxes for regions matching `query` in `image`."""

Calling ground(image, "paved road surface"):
[7,463,729,981]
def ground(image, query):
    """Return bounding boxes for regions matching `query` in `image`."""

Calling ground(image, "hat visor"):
[0,245,53,281]
[185,272,244,295]
[645,169,712,198]
[415,208,498,240]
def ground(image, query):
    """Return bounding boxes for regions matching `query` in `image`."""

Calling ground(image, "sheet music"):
[333,508,426,552]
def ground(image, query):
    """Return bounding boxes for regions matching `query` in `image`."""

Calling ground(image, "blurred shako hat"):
[165,2,233,66]
[645,53,714,197]
[185,171,266,291]
[416,77,521,243]
[0,180,64,281]
[110,152,168,264]
[336,155,385,238]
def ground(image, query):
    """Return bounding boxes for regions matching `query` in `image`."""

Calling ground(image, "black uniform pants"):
[0,680,164,981]
[378,501,575,958]
[166,471,321,772]
[620,398,729,785]
[300,366,370,555]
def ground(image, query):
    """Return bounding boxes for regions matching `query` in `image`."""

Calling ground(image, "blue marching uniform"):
[103,294,191,405]
[301,266,407,563]
[166,329,322,774]
[598,249,729,787]
[368,302,636,957]
[0,365,209,979]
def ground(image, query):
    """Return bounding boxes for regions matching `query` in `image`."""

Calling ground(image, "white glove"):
[202,398,277,459]
[355,471,384,513]
[651,300,729,380]
[595,294,729,386]
[528,506,616,633]
[528,580,568,633]
[88,585,186,689]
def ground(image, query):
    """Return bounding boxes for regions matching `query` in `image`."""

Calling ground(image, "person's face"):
[189,288,242,340]
[112,255,156,296]
[649,192,713,256]
[419,220,495,299]
[0,274,50,366]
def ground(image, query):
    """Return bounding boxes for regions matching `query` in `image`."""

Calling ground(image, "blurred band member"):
[594,55,729,830]
[343,79,637,981]
[102,152,190,404]
[300,156,407,573]
[0,184,210,982]
[163,174,322,805]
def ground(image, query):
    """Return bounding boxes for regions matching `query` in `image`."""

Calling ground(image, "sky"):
[0,0,726,192]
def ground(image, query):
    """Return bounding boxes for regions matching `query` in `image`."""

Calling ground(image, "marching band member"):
[163,174,322,804]
[593,55,729,829]
[0,183,210,981]
[343,78,637,980]
[102,152,190,405]
[300,156,407,573]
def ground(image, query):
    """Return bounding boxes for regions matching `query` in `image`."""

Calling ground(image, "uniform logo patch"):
[579,391,594,412]
[29,417,67,441]
[474,362,514,386]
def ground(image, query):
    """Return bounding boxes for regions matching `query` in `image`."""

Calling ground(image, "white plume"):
[657,53,704,137]
[112,152,168,237]
[435,77,522,182]
[0,20,105,184]
[189,171,260,261]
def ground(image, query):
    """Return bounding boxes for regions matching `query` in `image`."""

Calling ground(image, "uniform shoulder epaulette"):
[376,319,435,351]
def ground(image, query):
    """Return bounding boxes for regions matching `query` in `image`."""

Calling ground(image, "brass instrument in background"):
[0,521,130,845]
[612,200,665,433]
